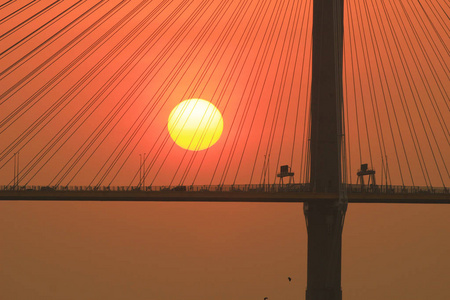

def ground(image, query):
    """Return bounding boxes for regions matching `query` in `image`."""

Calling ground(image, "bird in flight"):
[264,297,268,300]
[288,277,292,282]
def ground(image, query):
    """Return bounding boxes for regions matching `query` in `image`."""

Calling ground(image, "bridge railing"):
[0,183,311,193]
[1,183,447,194]
[346,184,448,195]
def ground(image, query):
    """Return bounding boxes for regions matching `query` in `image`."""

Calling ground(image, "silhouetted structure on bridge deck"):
[277,165,295,186]
[357,164,376,189]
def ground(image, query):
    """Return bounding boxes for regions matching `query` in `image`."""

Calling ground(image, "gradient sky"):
[1,0,447,188]
[0,0,449,299]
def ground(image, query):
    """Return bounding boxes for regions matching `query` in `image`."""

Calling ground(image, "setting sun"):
[168,99,223,151]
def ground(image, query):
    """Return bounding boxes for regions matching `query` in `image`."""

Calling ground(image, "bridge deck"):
[1,185,448,204]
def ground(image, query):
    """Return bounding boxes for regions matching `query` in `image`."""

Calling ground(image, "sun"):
[168,99,223,151]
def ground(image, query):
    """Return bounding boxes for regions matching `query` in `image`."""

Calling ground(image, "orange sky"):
[0,0,449,299]
[0,0,447,188]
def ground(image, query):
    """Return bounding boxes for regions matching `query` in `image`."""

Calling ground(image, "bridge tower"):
[304,0,347,299]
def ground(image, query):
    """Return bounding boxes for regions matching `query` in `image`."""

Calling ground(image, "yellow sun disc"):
[168,99,223,151]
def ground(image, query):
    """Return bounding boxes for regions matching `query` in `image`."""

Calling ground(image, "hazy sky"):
[1,202,450,300]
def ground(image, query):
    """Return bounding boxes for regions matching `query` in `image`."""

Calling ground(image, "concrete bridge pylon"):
[305,0,346,299]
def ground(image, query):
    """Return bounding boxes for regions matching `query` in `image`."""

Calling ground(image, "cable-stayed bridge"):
[0,1,448,299]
